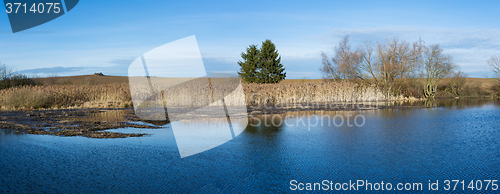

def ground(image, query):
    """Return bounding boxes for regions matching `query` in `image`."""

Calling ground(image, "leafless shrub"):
[444,71,467,97]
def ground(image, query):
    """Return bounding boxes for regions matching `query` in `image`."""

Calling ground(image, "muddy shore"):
[0,108,164,138]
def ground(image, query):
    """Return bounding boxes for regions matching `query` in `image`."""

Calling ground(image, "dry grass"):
[0,84,131,110]
[242,81,411,107]
[1,75,497,110]
[36,75,129,85]
[436,78,499,98]
[130,77,401,109]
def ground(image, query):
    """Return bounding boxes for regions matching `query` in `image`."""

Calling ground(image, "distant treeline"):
[0,64,37,90]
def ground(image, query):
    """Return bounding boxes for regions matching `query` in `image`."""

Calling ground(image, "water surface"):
[1,100,499,193]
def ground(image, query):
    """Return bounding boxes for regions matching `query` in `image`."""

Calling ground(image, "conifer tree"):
[237,45,260,83]
[256,40,286,83]
[238,40,286,83]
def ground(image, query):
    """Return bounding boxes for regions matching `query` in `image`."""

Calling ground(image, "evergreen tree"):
[256,40,286,83]
[238,40,286,83]
[237,45,260,83]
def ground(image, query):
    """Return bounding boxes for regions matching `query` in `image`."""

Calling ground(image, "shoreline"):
[2,77,498,111]
[1,99,498,138]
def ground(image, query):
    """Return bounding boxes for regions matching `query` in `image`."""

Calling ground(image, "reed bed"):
[242,81,406,107]
[130,77,246,109]
[0,80,412,110]
[0,84,131,110]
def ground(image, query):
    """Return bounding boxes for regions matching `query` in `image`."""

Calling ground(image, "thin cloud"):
[108,57,136,66]
[320,26,500,77]
[16,66,86,76]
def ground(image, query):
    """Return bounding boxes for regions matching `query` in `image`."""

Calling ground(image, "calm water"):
[1,100,500,193]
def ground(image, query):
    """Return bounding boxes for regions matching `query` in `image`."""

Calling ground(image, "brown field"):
[0,75,498,110]
[36,75,130,85]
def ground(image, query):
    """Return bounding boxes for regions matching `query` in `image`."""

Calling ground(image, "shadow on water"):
[435,98,500,108]
[0,130,23,137]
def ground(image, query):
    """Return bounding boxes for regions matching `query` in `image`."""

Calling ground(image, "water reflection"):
[0,130,23,138]
[246,111,367,132]
[246,115,284,134]
[399,98,500,109]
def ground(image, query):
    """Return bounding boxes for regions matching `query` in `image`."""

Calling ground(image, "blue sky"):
[1,0,499,78]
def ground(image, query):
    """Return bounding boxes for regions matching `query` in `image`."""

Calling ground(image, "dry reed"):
[0,80,415,110]
[242,81,409,107]
[0,84,131,110]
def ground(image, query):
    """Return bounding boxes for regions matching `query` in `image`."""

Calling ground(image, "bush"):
[0,65,37,90]
[401,79,424,98]
[492,83,500,98]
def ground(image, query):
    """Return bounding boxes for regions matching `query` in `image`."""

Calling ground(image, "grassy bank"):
[0,75,498,110]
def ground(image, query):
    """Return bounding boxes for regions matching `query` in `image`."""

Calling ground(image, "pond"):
[1,99,500,193]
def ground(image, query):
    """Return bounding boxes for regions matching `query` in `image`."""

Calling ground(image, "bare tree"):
[0,63,14,80]
[321,52,336,81]
[357,38,424,96]
[421,44,456,99]
[489,55,500,96]
[358,41,376,81]
[0,63,36,90]
[321,36,465,99]
[321,35,363,81]
[488,54,500,77]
